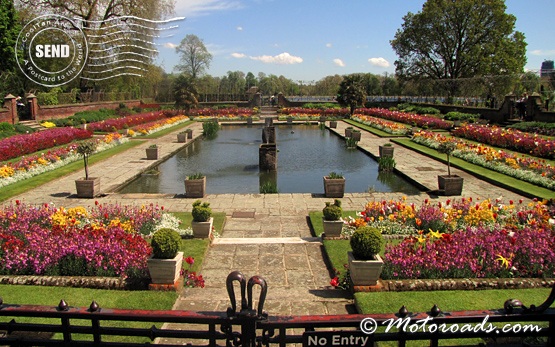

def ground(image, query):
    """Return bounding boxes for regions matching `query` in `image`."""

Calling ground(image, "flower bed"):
[0,202,164,278]
[411,130,555,190]
[86,111,168,132]
[346,197,555,280]
[0,127,92,162]
[0,133,127,188]
[357,108,452,130]
[187,107,255,120]
[452,124,555,159]
[351,114,410,135]
[131,115,189,135]
[279,107,349,118]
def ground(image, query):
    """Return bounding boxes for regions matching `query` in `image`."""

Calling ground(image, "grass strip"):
[0,140,144,202]
[139,120,194,139]
[342,119,407,138]
[392,138,554,200]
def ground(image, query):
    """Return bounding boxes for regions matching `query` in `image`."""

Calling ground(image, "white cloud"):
[530,49,555,56]
[368,57,390,68]
[326,43,332,48]
[163,42,178,49]
[333,58,345,67]
[249,52,303,65]
[236,26,243,31]
[175,0,243,17]
[231,52,246,58]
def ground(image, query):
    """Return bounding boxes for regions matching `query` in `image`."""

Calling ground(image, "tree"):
[175,34,212,79]
[336,74,367,116]
[173,74,199,110]
[390,0,526,98]
[0,0,22,95]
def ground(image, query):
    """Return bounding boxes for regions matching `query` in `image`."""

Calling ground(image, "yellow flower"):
[495,254,511,269]
[428,229,442,239]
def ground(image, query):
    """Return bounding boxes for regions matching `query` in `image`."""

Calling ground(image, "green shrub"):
[323,199,342,221]
[350,226,383,260]
[202,120,219,137]
[0,122,14,132]
[443,111,480,122]
[327,171,344,179]
[192,200,212,222]
[378,156,396,172]
[397,103,440,115]
[187,173,204,180]
[259,181,279,194]
[151,228,181,259]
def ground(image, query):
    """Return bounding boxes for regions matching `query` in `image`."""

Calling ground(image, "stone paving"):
[6,116,532,344]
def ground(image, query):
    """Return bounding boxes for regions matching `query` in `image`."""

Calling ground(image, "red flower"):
[15,200,20,205]
[185,256,195,265]
[330,277,339,287]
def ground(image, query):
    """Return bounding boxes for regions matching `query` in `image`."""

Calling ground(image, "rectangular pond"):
[118,124,421,195]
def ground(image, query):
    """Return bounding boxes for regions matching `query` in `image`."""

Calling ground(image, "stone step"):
[212,237,322,245]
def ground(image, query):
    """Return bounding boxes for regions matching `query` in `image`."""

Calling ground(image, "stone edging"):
[353,278,555,292]
[0,275,127,290]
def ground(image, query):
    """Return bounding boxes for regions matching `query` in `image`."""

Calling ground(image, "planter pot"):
[75,177,100,198]
[186,130,193,139]
[185,177,206,198]
[379,145,394,158]
[323,176,345,198]
[345,128,353,137]
[351,131,361,141]
[319,116,326,123]
[247,117,253,125]
[191,217,213,238]
[348,251,384,286]
[287,116,293,124]
[177,133,187,143]
[329,121,337,128]
[147,252,183,284]
[438,175,464,196]
[322,218,343,238]
[146,147,159,160]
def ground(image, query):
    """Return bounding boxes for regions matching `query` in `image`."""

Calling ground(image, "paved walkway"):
[6,116,531,344]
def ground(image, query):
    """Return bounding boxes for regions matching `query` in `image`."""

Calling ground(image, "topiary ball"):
[350,226,383,260]
[323,199,342,221]
[151,228,181,259]
[192,200,212,222]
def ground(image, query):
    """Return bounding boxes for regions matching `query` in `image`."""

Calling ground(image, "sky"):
[154,0,555,82]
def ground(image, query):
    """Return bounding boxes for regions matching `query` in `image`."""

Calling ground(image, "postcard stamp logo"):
[15,14,88,87]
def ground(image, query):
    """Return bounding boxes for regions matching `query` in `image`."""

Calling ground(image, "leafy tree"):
[173,74,199,110]
[175,34,212,79]
[245,72,257,92]
[391,0,526,97]
[337,74,366,116]
[0,0,22,95]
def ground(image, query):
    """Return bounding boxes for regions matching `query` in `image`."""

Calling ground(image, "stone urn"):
[192,217,214,239]
[75,177,100,198]
[379,145,394,158]
[322,218,343,238]
[348,252,384,286]
[323,176,345,198]
[147,252,184,284]
[438,175,464,196]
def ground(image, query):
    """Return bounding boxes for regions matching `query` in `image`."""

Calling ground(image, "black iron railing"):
[0,271,554,346]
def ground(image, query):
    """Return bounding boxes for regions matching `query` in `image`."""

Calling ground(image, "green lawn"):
[342,118,408,138]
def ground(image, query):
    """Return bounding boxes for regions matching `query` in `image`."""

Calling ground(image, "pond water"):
[118,125,421,195]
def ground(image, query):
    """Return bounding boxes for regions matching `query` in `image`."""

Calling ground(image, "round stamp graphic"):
[15,14,88,87]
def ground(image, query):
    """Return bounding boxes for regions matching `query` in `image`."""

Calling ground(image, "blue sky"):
[155,0,555,82]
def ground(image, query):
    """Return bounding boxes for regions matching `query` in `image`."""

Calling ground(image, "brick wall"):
[35,100,141,121]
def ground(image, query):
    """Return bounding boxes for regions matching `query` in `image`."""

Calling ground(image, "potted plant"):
[329,120,338,128]
[185,173,206,198]
[344,126,354,138]
[287,115,293,124]
[147,228,184,284]
[351,129,361,141]
[75,140,99,198]
[185,128,193,139]
[379,143,394,158]
[323,171,345,198]
[437,142,464,196]
[322,199,343,238]
[191,200,213,238]
[177,131,188,143]
[348,226,384,286]
[146,144,159,160]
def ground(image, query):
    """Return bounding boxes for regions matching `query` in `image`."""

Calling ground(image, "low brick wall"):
[35,100,141,121]
[0,275,127,290]
[0,108,11,123]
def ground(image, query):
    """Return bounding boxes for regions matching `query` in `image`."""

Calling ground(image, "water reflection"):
[118,125,421,195]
